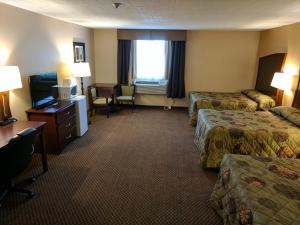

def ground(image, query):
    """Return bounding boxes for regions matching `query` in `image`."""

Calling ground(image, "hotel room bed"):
[211,154,300,225]
[194,106,300,168]
[188,53,286,126]
[189,90,275,126]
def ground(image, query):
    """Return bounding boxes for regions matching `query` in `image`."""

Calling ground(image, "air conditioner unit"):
[135,80,160,85]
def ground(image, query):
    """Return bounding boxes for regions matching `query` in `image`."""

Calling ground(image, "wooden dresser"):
[26,101,77,154]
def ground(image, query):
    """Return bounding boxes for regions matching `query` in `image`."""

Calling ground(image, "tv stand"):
[26,100,76,154]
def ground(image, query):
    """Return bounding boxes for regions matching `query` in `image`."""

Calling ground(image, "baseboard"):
[134,104,188,110]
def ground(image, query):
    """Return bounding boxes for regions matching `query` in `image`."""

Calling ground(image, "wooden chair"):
[116,84,135,112]
[88,86,112,118]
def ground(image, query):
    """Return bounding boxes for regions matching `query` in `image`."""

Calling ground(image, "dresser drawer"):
[61,115,76,130]
[58,120,77,148]
[26,101,77,154]
[56,104,75,125]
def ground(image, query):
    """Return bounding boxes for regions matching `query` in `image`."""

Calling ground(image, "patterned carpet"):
[0,108,222,225]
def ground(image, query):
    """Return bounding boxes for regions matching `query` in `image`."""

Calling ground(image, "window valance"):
[117,29,186,41]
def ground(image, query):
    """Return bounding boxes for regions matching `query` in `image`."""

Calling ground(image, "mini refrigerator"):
[72,95,88,136]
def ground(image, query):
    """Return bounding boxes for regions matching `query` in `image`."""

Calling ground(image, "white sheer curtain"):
[131,40,170,82]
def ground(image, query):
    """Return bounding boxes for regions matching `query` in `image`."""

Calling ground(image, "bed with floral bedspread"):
[211,154,300,225]
[194,106,300,168]
[189,90,276,126]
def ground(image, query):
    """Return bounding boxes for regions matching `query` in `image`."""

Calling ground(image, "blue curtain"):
[117,40,132,94]
[167,41,186,98]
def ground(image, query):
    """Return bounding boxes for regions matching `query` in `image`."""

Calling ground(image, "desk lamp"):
[0,66,22,126]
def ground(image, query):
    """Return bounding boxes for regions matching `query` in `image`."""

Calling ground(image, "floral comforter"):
[194,109,300,168]
[189,92,258,126]
[211,154,300,225]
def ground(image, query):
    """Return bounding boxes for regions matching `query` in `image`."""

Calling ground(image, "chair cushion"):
[116,96,135,101]
[93,97,112,105]
[121,85,134,96]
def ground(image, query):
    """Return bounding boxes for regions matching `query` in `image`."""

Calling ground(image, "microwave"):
[58,85,77,100]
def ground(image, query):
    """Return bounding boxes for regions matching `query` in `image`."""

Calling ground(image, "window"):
[135,40,167,81]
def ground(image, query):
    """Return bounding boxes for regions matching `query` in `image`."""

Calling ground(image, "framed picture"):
[73,42,86,63]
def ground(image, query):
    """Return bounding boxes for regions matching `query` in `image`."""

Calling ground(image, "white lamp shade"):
[271,72,293,91]
[70,62,91,78]
[0,66,22,92]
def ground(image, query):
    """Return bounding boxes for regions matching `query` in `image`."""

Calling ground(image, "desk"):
[92,83,118,104]
[89,83,119,116]
[0,121,48,173]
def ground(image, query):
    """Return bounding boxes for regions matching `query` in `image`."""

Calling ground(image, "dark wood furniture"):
[292,77,300,109]
[116,84,136,112]
[255,53,286,105]
[88,86,112,118]
[0,127,37,207]
[88,83,118,116]
[92,83,118,102]
[0,121,48,173]
[26,101,76,155]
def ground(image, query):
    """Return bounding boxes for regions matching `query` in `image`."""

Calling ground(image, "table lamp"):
[69,62,91,95]
[0,66,22,126]
[271,72,293,91]
[271,72,294,105]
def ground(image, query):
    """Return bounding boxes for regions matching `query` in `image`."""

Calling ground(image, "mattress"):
[211,154,300,225]
[194,109,300,168]
[189,92,258,126]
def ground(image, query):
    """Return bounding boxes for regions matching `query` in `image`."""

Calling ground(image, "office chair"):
[0,127,37,207]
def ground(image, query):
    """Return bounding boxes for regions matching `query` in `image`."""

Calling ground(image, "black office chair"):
[0,128,37,207]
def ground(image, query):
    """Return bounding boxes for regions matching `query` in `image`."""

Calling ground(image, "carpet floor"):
[0,108,222,225]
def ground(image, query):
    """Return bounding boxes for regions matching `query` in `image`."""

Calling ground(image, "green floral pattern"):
[195,109,300,168]
[189,92,258,126]
[270,106,300,127]
[242,90,276,110]
[211,154,300,225]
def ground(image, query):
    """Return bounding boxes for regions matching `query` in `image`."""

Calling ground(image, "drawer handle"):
[65,134,72,140]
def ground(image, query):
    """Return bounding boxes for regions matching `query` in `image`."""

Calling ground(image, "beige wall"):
[94,29,117,83]
[0,3,94,120]
[186,31,259,92]
[259,23,300,106]
[93,29,260,107]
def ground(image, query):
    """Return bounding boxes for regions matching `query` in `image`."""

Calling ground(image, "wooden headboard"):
[292,78,300,109]
[255,53,286,103]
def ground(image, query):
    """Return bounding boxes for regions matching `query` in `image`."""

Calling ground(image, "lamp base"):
[0,117,17,126]
[0,91,12,121]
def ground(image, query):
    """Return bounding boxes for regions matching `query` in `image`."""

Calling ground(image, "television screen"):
[29,72,58,109]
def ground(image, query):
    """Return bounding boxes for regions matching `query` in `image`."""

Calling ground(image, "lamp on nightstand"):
[0,66,22,126]
[69,62,91,95]
[271,72,294,105]
[271,72,293,91]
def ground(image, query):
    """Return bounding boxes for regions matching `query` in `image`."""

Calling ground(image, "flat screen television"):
[29,72,59,109]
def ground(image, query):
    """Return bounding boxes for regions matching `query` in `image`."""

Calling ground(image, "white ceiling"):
[1,0,300,30]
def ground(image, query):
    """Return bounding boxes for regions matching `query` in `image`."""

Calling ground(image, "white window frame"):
[133,40,168,85]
